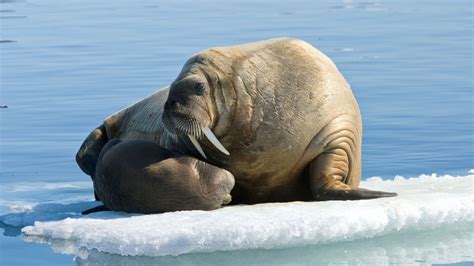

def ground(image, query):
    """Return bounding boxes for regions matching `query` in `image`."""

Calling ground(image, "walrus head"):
[162,55,233,161]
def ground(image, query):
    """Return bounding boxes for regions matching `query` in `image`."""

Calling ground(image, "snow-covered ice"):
[9,172,471,259]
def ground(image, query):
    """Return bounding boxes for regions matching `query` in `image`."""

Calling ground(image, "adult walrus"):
[84,139,234,214]
[77,38,396,208]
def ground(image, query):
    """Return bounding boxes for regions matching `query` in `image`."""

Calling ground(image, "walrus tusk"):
[188,134,207,159]
[202,127,230,156]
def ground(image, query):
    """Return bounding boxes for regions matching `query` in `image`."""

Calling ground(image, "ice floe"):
[13,172,473,258]
[73,223,474,265]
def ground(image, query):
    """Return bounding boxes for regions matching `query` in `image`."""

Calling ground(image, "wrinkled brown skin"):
[77,38,396,210]
[92,139,234,213]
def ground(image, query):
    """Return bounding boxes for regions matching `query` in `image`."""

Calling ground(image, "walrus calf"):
[87,139,234,214]
[77,38,396,210]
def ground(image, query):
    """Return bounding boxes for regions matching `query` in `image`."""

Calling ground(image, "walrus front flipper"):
[82,204,109,215]
[309,131,397,201]
[314,188,397,201]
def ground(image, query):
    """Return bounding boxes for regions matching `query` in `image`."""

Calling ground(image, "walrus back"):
[103,87,170,143]
[75,87,171,178]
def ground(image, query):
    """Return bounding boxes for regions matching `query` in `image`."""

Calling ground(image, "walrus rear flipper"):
[76,124,109,177]
[82,205,109,215]
[314,188,397,201]
[76,125,109,201]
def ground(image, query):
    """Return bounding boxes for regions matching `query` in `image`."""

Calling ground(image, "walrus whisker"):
[202,127,230,156]
[193,121,202,137]
[188,134,207,159]
[170,114,204,138]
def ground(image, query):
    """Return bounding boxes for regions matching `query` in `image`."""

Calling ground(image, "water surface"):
[0,0,472,265]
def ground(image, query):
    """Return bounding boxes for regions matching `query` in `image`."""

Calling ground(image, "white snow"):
[15,172,473,258]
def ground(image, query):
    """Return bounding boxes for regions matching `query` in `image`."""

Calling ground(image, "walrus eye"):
[194,82,205,96]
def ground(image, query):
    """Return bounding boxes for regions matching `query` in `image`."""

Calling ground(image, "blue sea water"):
[0,0,472,265]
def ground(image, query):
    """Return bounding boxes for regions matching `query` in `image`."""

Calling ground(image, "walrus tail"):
[82,205,109,215]
[314,188,397,201]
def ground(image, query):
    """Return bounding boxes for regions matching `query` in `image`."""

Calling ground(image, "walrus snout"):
[163,74,233,159]
[163,108,230,160]
[163,76,211,131]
